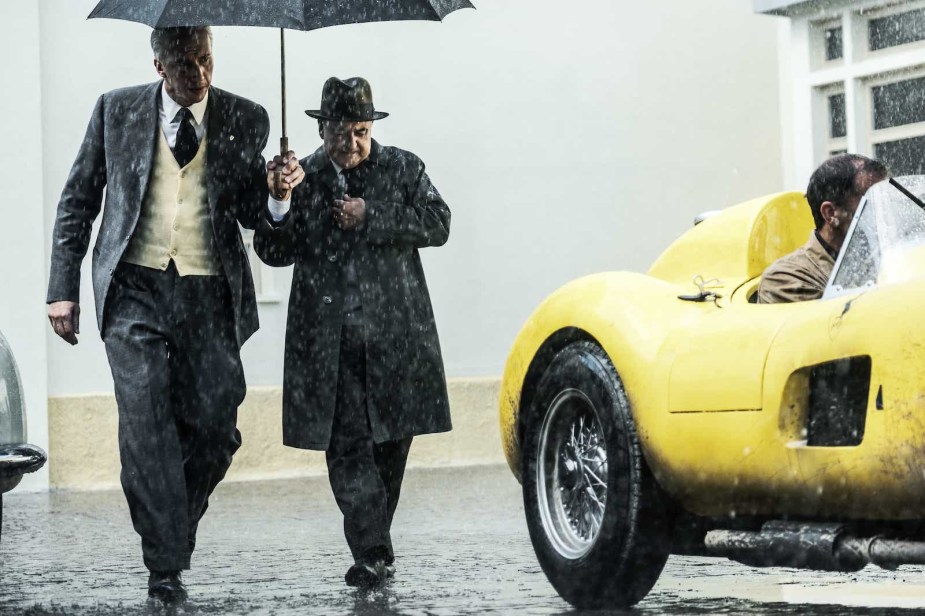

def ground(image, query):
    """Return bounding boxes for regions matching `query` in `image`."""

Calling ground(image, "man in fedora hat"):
[257,77,452,588]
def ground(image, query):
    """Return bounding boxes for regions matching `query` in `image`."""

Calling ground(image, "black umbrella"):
[88,0,475,156]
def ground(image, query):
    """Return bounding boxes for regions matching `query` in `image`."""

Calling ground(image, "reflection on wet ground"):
[1,465,923,615]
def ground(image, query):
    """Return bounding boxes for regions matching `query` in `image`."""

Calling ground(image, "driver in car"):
[758,154,887,304]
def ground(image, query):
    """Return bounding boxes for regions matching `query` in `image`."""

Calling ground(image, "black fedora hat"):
[305,77,389,122]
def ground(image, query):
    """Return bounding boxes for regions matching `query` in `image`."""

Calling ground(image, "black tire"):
[522,342,671,609]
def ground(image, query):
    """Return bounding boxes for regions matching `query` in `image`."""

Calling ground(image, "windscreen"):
[825,175,925,297]
[0,331,26,445]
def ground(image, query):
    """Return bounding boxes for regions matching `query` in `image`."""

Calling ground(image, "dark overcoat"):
[47,81,269,345]
[254,140,452,450]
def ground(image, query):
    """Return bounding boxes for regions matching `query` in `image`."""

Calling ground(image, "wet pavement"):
[2,464,924,615]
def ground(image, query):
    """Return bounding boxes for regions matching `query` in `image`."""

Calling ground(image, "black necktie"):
[341,165,366,198]
[173,108,198,168]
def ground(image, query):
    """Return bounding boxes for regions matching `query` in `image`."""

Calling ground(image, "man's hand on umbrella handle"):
[267,151,304,201]
[48,301,80,345]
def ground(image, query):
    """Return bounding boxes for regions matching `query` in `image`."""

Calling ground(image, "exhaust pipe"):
[705,521,925,571]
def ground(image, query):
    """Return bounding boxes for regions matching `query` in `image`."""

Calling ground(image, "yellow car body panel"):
[647,191,810,284]
[500,190,925,521]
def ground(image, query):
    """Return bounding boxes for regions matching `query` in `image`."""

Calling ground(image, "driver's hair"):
[806,154,888,229]
[150,26,213,61]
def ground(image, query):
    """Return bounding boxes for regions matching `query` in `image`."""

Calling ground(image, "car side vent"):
[807,356,871,447]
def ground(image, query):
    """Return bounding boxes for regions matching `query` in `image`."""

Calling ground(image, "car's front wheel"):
[522,342,671,609]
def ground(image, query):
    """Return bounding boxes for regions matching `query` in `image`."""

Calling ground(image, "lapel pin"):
[229,135,235,141]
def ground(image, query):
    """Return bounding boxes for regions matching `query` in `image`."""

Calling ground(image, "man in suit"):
[257,77,452,589]
[758,154,887,303]
[46,26,303,604]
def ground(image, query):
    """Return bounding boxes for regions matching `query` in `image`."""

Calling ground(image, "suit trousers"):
[102,262,244,572]
[326,322,413,565]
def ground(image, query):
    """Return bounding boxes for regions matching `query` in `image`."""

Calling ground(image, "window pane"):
[869,8,925,51]
[829,149,848,157]
[826,26,843,60]
[872,76,925,130]
[829,93,847,138]
[875,135,925,175]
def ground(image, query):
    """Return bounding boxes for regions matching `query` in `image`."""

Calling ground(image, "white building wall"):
[0,2,50,490]
[2,0,783,485]
[775,18,800,189]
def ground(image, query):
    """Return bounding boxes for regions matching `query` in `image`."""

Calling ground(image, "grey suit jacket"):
[47,81,270,346]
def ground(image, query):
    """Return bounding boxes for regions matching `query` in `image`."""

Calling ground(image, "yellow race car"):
[500,176,925,609]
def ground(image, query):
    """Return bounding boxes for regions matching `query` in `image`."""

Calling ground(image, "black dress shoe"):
[148,570,188,605]
[345,560,392,588]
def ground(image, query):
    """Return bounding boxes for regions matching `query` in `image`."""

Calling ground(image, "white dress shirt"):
[159,82,283,219]
[159,82,207,148]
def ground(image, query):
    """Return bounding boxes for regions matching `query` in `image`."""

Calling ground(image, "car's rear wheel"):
[522,342,671,609]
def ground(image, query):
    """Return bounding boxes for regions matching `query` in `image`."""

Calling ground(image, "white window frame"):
[817,82,848,156]
[240,228,281,304]
[862,67,925,161]
[857,0,925,61]
[810,17,845,69]
[800,1,925,169]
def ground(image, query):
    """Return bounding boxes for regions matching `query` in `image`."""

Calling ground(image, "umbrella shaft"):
[276,28,287,192]
[280,27,287,151]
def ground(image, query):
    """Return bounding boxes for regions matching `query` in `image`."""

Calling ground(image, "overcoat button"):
[323,295,333,304]
[328,255,337,263]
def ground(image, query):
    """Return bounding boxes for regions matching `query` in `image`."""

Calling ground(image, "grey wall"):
[0,2,49,490]
[6,0,783,405]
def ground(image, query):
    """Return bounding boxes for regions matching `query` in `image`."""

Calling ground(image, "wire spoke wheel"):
[537,389,608,559]
[522,342,671,609]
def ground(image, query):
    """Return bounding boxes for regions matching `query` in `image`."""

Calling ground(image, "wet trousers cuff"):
[144,551,192,573]
[358,544,394,565]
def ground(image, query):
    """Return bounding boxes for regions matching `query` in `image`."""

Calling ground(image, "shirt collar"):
[161,82,209,125]
[813,230,839,260]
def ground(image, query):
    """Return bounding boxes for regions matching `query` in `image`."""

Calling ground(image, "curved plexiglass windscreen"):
[0,331,25,445]
[825,175,925,298]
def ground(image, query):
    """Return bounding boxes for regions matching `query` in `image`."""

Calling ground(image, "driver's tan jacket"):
[757,231,835,304]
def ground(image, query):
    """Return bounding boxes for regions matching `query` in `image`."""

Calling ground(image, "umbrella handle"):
[273,137,289,195]
[274,137,289,197]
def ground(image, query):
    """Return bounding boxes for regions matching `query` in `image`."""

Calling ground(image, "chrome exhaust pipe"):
[705,521,925,571]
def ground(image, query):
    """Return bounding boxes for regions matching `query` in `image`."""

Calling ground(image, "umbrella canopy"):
[88,0,474,154]
[88,0,473,30]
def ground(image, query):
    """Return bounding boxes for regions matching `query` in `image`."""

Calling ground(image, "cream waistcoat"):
[122,131,220,275]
